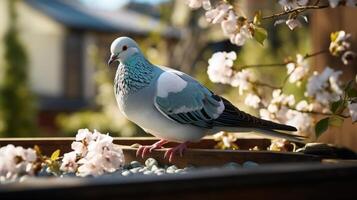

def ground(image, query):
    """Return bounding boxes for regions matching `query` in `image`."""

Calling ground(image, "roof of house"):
[24,0,180,38]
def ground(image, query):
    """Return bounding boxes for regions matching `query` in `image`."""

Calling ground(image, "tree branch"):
[261,4,330,21]
[253,80,282,89]
[287,106,350,118]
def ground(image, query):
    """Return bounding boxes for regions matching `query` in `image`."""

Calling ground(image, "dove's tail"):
[253,128,307,143]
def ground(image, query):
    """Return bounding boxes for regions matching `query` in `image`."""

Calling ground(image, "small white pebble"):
[223,162,241,169]
[138,167,148,173]
[156,172,165,176]
[143,171,154,175]
[130,161,142,168]
[151,165,159,171]
[130,167,141,173]
[243,161,259,168]
[121,170,132,176]
[145,158,158,169]
[175,169,184,173]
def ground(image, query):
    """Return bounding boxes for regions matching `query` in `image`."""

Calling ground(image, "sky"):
[80,0,168,10]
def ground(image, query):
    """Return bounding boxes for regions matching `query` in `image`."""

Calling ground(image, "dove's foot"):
[136,139,168,158]
[164,142,188,163]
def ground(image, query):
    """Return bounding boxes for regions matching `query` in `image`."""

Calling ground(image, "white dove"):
[108,37,303,162]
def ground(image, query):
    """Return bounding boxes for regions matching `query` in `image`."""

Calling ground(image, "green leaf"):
[330,31,338,42]
[344,80,354,91]
[253,10,262,25]
[329,115,344,127]
[315,117,330,138]
[253,26,267,46]
[50,149,61,161]
[330,100,344,114]
[347,88,357,98]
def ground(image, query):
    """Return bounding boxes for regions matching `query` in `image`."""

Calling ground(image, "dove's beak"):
[108,54,118,65]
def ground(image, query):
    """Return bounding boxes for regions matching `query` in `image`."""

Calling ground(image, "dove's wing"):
[154,69,300,132]
[154,70,224,128]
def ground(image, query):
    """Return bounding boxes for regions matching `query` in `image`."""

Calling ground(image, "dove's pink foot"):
[136,139,168,158]
[164,142,188,163]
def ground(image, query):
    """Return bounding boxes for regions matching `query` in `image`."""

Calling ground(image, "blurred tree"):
[0,0,37,137]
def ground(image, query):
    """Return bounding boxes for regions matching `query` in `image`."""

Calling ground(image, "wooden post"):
[310,6,357,151]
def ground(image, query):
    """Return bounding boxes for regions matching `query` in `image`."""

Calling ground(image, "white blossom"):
[285,110,314,133]
[71,141,87,156]
[285,18,302,30]
[306,67,343,106]
[245,93,261,109]
[341,51,356,65]
[60,129,125,177]
[295,100,309,111]
[221,10,238,35]
[286,54,309,83]
[207,51,236,84]
[329,0,340,7]
[348,103,357,122]
[229,25,253,46]
[76,128,93,143]
[186,0,211,10]
[213,131,237,149]
[271,89,295,106]
[329,30,351,56]
[205,3,231,24]
[231,70,255,95]
[279,0,308,11]
[258,88,313,136]
[329,0,356,7]
[60,152,78,173]
[0,145,37,182]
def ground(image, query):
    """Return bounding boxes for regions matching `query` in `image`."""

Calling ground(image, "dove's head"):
[108,37,141,65]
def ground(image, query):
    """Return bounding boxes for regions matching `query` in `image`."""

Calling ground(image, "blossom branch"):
[239,63,286,69]
[303,49,329,59]
[237,49,328,70]
[282,49,328,86]
[253,80,282,89]
[261,4,330,21]
[287,106,350,118]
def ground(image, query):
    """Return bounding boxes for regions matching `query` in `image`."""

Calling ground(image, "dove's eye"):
[122,45,128,51]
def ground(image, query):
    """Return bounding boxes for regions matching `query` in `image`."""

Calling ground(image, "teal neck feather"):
[114,53,154,95]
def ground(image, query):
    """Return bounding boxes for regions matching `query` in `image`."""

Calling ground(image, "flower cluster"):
[278,0,308,11]
[328,0,356,8]
[186,0,253,46]
[244,93,261,109]
[60,129,124,177]
[0,145,37,182]
[213,131,239,150]
[207,51,255,94]
[329,30,356,65]
[256,89,314,135]
[286,54,309,84]
[207,51,236,84]
[269,139,296,152]
[275,0,309,30]
[185,0,211,10]
[305,67,343,107]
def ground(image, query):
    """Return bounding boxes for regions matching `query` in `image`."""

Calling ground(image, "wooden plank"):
[0,138,319,168]
[0,137,271,155]
[1,162,357,200]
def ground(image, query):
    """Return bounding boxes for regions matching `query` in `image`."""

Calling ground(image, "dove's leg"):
[136,139,168,158]
[164,142,188,163]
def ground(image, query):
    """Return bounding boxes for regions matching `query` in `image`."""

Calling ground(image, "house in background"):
[0,0,179,133]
